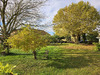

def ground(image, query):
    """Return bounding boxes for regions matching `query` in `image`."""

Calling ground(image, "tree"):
[49,34,65,43]
[86,31,98,43]
[53,1,100,43]
[0,0,47,54]
[7,26,48,59]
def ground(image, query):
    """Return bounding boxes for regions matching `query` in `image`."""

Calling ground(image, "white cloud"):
[41,0,72,23]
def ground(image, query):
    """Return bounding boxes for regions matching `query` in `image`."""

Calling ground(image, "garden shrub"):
[0,62,17,75]
[93,43,100,51]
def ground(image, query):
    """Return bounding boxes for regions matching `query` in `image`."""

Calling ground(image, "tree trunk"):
[6,45,9,54]
[2,37,10,55]
[33,50,37,59]
[75,34,80,44]
[71,34,76,43]
[3,43,10,55]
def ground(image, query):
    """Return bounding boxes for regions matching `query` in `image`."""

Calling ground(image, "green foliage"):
[53,1,100,42]
[49,35,65,43]
[0,44,7,56]
[0,62,17,75]
[7,25,48,52]
[93,43,100,51]
[49,35,59,43]
[0,44,3,53]
[86,31,98,42]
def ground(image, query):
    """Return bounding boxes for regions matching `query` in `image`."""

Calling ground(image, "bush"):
[86,32,98,42]
[0,62,17,75]
[93,43,100,51]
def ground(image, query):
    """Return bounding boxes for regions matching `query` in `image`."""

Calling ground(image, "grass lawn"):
[0,43,100,75]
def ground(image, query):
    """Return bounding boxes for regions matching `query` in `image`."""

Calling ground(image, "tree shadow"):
[7,53,33,56]
[50,43,69,46]
[46,56,93,69]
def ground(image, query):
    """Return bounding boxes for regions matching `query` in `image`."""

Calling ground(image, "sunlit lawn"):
[0,43,100,75]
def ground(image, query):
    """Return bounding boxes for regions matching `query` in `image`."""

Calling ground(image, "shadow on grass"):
[46,56,93,69]
[49,43,69,46]
[8,53,33,56]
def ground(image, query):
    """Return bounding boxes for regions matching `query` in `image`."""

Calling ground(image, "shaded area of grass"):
[0,44,100,75]
[46,56,93,69]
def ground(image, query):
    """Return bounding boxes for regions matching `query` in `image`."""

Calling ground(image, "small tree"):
[7,26,48,59]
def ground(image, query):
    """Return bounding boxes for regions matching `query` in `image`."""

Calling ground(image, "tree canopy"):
[53,1,100,43]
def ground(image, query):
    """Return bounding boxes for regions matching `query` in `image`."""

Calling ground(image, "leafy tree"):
[49,34,65,43]
[7,26,48,59]
[0,0,47,54]
[53,1,100,43]
[86,31,98,42]
[49,35,58,43]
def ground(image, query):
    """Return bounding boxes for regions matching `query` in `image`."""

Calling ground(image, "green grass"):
[0,43,100,75]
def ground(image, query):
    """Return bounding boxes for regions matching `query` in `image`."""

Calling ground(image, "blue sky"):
[41,0,100,35]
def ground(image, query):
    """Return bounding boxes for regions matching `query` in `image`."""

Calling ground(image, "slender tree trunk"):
[33,50,37,59]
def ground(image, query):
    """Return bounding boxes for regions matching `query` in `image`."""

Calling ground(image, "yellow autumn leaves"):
[7,25,48,52]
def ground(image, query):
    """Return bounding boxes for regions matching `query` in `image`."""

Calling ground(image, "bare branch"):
[0,0,47,39]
